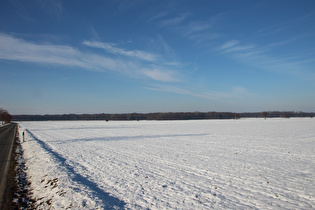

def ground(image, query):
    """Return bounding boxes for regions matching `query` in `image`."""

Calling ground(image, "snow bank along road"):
[19,118,315,209]
[0,123,17,208]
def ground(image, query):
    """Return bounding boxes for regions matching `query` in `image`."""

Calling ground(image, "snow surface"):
[18,118,315,209]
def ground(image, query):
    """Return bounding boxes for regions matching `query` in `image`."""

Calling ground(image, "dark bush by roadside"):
[0,108,12,123]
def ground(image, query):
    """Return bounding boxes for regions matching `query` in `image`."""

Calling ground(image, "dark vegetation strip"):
[12,111,315,121]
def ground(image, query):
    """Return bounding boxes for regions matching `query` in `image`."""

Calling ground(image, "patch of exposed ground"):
[3,129,35,209]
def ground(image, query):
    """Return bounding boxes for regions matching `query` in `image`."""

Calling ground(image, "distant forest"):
[12,111,315,121]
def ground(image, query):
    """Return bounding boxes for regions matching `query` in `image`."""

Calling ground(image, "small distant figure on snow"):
[23,131,25,142]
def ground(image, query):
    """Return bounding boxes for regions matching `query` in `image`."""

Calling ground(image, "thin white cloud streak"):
[146,84,252,103]
[255,12,315,38]
[155,12,223,45]
[87,26,101,41]
[83,41,159,62]
[140,68,179,82]
[182,21,211,37]
[0,33,110,70]
[145,84,215,99]
[265,38,297,49]
[147,11,169,23]
[220,40,255,53]
[219,40,315,80]
[158,13,190,28]
[185,13,225,42]
[220,40,239,50]
[0,33,179,82]
[156,35,179,62]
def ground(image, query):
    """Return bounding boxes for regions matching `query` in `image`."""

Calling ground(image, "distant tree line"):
[12,111,315,121]
[0,108,12,123]
[239,111,315,119]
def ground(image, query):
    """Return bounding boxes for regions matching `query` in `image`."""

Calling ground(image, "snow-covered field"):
[18,118,315,209]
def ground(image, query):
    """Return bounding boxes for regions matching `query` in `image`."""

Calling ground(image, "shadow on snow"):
[50,133,209,144]
[25,129,127,209]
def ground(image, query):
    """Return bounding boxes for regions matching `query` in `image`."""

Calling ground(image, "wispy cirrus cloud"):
[149,9,227,50]
[154,11,222,43]
[146,84,252,102]
[219,39,315,80]
[220,40,239,50]
[147,11,169,23]
[222,13,315,80]
[0,33,179,82]
[220,40,255,53]
[158,13,190,28]
[183,21,211,37]
[140,68,179,82]
[83,40,159,62]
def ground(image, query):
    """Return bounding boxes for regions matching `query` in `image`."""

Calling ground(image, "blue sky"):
[1,0,315,115]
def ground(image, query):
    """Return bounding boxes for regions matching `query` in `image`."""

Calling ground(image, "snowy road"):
[19,118,315,209]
